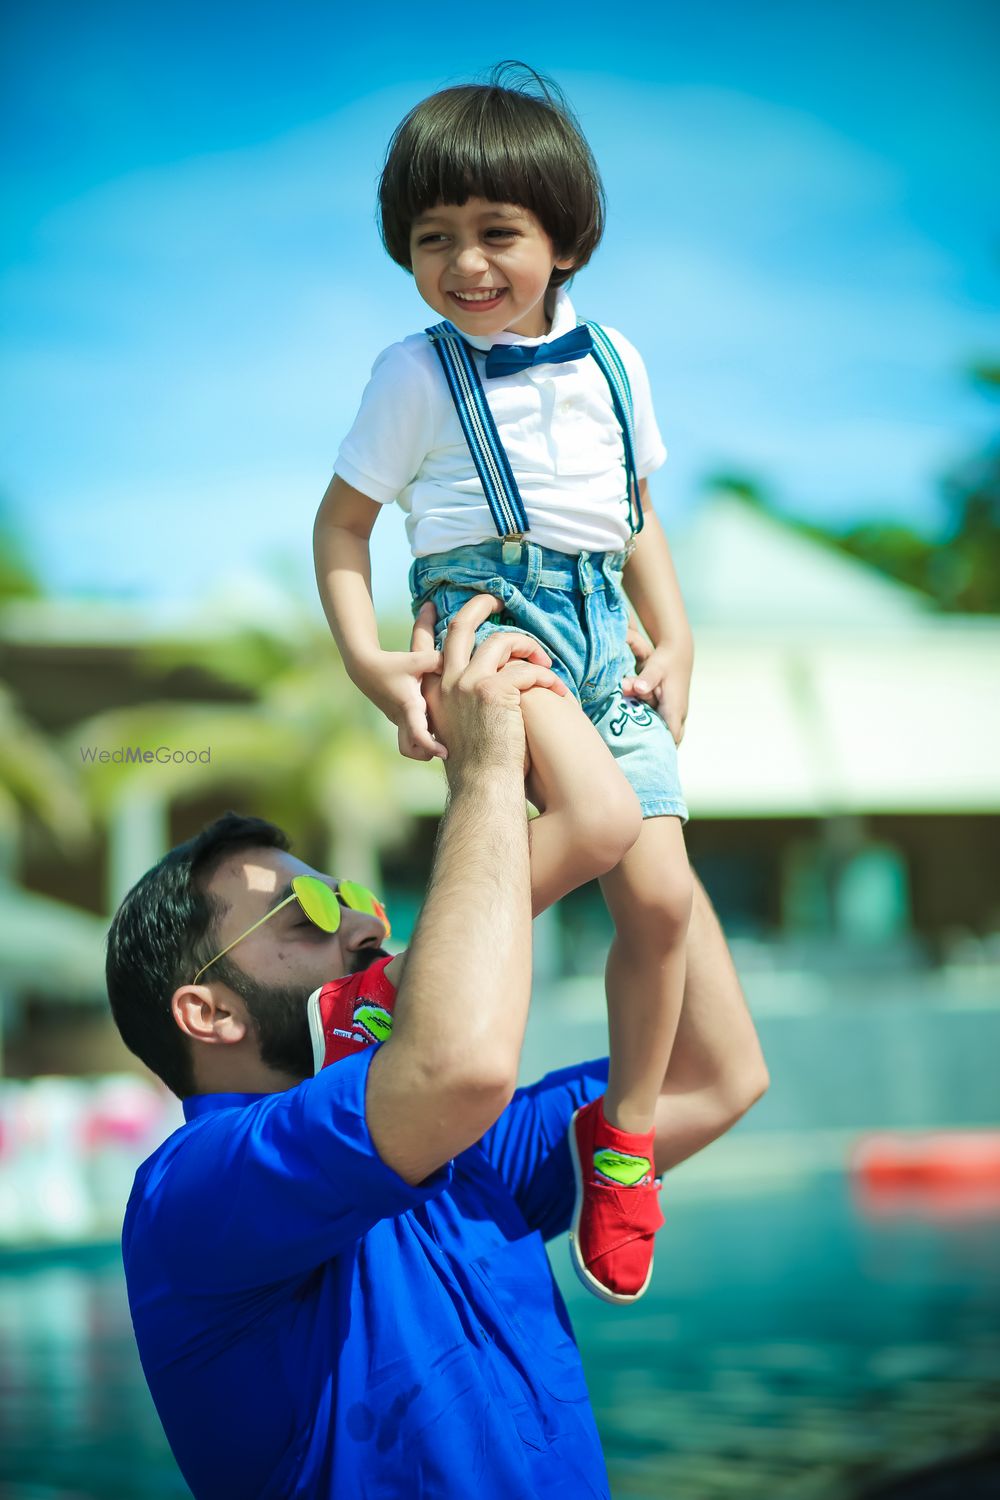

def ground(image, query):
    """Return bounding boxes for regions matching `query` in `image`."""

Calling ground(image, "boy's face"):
[409,198,574,339]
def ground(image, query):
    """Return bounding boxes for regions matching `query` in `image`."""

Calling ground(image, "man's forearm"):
[392,767,532,1087]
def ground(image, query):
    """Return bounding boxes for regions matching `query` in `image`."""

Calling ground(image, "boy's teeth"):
[455,289,502,301]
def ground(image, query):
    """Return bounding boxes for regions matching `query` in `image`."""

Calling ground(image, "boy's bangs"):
[404,108,557,227]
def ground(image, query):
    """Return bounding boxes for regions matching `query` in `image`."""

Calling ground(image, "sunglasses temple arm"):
[191,893,297,985]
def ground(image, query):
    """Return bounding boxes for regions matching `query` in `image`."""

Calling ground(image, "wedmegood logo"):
[79,746,212,765]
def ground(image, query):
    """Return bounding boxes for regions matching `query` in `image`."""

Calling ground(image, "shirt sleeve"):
[143,1047,451,1293]
[479,1058,609,1242]
[334,339,437,504]
[604,328,667,481]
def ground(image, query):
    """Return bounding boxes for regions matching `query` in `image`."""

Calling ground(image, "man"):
[108,596,767,1498]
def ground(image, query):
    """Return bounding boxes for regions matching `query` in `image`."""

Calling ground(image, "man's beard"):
[214,946,391,1080]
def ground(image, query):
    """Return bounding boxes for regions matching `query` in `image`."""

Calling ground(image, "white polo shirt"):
[335,289,667,558]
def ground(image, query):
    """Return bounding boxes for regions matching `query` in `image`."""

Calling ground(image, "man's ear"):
[171,985,248,1047]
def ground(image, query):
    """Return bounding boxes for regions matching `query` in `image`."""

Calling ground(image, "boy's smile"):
[409,198,574,340]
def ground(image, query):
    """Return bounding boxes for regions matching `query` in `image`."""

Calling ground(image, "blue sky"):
[2,0,998,610]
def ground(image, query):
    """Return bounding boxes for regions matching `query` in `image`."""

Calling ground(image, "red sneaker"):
[307,956,397,1073]
[568,1096,664,1304]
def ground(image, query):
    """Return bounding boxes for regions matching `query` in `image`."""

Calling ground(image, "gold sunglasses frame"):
[190,876,385,986]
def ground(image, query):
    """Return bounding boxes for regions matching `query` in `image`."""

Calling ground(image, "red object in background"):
[851,1131,1000,1221]
[82,1078,167,1149]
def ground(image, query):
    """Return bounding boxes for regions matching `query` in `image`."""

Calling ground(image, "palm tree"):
[0,684,92,872]
[0,517,92,871]
[71,587,435,899]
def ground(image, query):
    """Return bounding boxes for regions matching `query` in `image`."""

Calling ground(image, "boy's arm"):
[313,475,445,760]
[620,480,694,746]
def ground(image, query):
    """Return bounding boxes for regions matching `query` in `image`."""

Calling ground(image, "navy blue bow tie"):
[483,324,594,379]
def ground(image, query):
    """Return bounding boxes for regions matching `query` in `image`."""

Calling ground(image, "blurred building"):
[1,493,998,1079]
[671,495,1000,954]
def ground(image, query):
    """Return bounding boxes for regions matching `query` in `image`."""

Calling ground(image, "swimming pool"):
[1,1168,996,1499]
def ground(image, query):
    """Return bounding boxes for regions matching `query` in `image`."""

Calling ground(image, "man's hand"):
[622,616,692,747]
[411,596,567,779]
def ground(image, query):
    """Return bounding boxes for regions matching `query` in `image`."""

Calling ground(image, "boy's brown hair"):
[378,61,605,289]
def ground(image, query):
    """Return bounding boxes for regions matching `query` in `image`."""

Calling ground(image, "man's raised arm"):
[366,597,567,1185]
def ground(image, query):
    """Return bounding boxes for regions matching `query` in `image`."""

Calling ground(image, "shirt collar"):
[454,286,577,353]
[183,1090,268,1121]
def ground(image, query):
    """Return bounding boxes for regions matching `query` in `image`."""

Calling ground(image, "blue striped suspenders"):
[584,322,644,541]
[425,321,645,543]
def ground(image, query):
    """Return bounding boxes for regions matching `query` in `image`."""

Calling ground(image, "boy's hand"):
[622,617,692,747]
[355,616,447,761]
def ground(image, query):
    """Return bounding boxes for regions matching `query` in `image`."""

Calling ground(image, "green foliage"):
[71,589,419,879]
[0,685,91,852]
[0,503,42,602]
[701,472,770,509]
[707,355,1000,614]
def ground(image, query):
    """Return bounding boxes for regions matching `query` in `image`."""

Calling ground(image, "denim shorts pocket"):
[422,577,516,650]
[604,569,628,614]
[412,558,502,598]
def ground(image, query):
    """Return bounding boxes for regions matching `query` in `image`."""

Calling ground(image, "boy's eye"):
[486,229,518,240]
[417,233,447,246]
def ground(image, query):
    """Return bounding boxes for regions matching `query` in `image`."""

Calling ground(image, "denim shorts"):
[409,539,687,822]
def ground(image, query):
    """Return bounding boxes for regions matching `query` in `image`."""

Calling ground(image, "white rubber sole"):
[567,1106,655,1306]
[306,987,326,1075]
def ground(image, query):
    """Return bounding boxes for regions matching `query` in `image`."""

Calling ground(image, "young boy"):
[314,64,693,1303]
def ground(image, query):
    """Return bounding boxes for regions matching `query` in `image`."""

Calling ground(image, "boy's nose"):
[452,243,489,275]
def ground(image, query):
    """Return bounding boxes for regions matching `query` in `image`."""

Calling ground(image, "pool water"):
[1,1171,997,1499]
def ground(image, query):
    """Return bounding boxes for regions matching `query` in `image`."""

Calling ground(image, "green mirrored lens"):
[291,876,342,932]
[337,879,378,917]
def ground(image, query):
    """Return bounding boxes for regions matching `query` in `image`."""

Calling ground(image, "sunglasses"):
[191,875,391,985]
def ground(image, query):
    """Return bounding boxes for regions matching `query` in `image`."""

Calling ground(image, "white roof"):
[0,886,106,1000]
[670,494,934,629]
[682,619,1000,815]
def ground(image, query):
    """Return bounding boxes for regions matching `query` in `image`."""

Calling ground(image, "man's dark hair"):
[378,61,605,289]
[106,812,290,1097]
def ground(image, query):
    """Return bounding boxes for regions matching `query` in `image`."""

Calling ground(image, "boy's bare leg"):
[486,663,768,1161]
[599,816,693,1134]
[652,873,770,1175]
[519,686,642,915]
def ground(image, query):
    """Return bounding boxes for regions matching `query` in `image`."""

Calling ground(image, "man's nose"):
[342,906,388,949]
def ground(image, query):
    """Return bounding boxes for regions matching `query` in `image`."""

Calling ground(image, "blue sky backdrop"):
[3,0,999,610]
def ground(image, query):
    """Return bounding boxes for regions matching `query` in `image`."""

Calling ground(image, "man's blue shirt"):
[122,1048,612,1498]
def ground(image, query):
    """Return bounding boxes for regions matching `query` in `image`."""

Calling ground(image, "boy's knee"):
[624,858,693,944]
[715,1056,771,1126]
[572,781,643,877]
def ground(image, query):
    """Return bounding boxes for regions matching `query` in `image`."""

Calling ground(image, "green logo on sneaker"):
[353,1003,394,1044]
[593,1148,651,1187]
